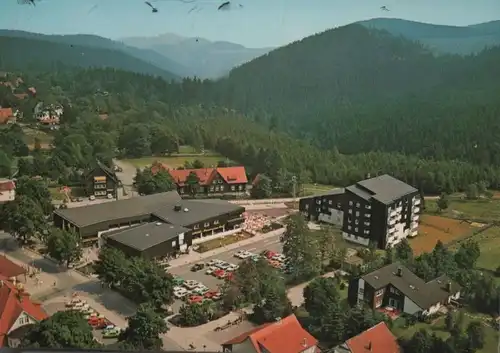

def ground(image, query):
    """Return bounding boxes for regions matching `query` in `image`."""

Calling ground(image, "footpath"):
[168,228,285,268]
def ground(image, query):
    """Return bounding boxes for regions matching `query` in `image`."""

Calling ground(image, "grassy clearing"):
[301,183,337,196]
[48,187,66,201]
[425,198,500,222]
[123,155,227,169]
[195,232,253,253]
[392,311,497,353]
[22,127,53,149]
[465,226,500,272]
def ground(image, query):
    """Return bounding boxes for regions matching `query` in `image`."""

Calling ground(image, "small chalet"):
[0,179,15,203]
[151,163,248,197]
[334,322,400,353]
[85,161,120,199]
[0,108,15,125]
[348,262,461,319]
[222,314,318,353]
[0,275,48,347]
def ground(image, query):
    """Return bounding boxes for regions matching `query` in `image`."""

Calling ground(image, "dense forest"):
[200,24,500,165]
[0,63,498,195]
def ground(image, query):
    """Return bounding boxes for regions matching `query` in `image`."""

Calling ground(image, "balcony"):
[412,215,419,222]
[413,206,420,214]
[388,217,397,226]
[413,198,421,206]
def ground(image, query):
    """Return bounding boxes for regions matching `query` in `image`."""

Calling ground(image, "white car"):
[174,286,183,292]
[174,289,188,299]
[205,266,218,275]
[192,285,209,295]
[272,254,286,263]
[184,280,199,290]
[207,259,221,267]
[227,264,239,271]
[217,262,231,270]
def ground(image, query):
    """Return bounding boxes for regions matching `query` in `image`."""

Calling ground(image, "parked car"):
[234,250,253,259]
[192,285,209,295]
[184,280,199,290]
[172,276,184,286]
[214,269,226,279]
[205,266,218,275]
[190,263,205,272]
[103,328,121,339]
[187,295,204,305]
[227,264,239,272]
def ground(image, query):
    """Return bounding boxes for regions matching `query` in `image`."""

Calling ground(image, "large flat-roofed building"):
[103,222,191,258]
[300,175,421,249]
[53,191,245,254]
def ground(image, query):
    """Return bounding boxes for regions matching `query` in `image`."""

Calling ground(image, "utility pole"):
[292,176,297,209]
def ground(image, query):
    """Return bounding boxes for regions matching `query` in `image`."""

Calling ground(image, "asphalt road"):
[169,235,283,311]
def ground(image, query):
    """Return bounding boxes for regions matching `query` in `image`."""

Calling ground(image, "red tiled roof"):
[0,274,48,347]
[0,180,15,192]
[0,108,14,119]
[0,256,26,278]
[223,315,318,353]
[345,322,400,353]
[151,164,248,186]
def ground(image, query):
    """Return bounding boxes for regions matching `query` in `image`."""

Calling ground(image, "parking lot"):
[43,295,123,345]
[168,238,286,312]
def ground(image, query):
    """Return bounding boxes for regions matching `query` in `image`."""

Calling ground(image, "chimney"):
[301,338,307,348]
[446,281,452,292]
[366,341,372,351]
[366,173,371,179]
[173,204,182,212]
[397,267,403,277]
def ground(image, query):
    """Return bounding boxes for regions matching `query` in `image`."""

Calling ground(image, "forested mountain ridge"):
[0,35,178,80]
[200,24,500,165]
[358,18,500,55]
[0,30,188,78]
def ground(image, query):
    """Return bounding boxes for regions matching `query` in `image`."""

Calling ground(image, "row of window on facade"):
[347,225,370,235]
[193,219,220,230]
[179,184,245,194]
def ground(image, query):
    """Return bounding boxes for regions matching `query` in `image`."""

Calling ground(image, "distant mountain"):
[0,35,178,79]
[0,30,188,77]
[121,33,274,79]
[358,18,500,55]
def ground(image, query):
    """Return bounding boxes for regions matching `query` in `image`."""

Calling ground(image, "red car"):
[265,251,277,259]
[214,269,226,279]
[204,291,221,300]
[187,295,204,304]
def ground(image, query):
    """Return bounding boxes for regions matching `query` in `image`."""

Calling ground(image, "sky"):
[1,0,499,48]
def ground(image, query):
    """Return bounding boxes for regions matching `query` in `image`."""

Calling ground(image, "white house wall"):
[7,312,36,334]
[318,208,344,226]
[402,296,423,315]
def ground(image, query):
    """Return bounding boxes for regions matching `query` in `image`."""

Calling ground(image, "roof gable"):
[361,263,461,309]
[224,315,317,353]
[346,322,400,353]
[0,276,47,347]
[0,256,26,278]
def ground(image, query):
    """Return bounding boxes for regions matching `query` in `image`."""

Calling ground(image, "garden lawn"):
[392,311,498,353]
[123,155,227,168]
[301,183,337,196]
[425,198,500,223]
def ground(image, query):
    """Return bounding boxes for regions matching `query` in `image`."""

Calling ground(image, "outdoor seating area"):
[65,293,122,338]
[242,212,272,234]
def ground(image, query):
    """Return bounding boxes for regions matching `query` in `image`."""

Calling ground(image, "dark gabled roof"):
[54,191,182,227]
[105,222,189,251]
[361,262,461,310]
[86,160,119,183]
[152,199,244,227]
[348,174,417,204]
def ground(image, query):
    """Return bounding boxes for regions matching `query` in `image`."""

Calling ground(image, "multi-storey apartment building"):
[299,174,421,249]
